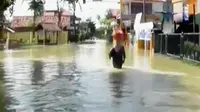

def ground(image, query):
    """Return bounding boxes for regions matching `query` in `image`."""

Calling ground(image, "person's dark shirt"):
[109,46,126,68]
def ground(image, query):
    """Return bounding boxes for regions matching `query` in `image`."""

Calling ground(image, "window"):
[131,3,152,14]
[131,3,143,14]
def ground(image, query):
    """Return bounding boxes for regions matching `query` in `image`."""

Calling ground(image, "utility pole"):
[120,0,123,27]
[143,0,146,22]
[193,4,195,32]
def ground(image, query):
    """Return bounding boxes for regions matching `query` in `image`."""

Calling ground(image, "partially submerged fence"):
[154,33,200,62]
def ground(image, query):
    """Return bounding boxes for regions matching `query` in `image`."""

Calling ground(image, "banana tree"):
[26,0,45,40]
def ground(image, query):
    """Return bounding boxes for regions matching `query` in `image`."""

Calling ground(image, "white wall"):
[197,0,200,13]
[173,2,183,13]
[123,4,129,15]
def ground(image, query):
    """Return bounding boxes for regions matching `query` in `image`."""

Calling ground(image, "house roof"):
[63,26,75,31]
[5,27,15,33]
[13,27,33,32]
[36,23,61,31]
[11,10,72,28]
[61,10,72,16]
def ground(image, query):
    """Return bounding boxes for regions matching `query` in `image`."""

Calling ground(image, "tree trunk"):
[73,2,76,42]
[56,0,61,45]
[33,11,36,40]
[0,12,4,40]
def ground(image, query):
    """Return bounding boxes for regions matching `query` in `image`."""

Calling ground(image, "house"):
[172,0,200,45]
[10,9,72,45]
[38,9,72,44]
[0,27,17,50]
[173,0,200,30]
[173,0,197,23]
[121,0,167,21]
[121,0,169,29]
[35,23,61,45]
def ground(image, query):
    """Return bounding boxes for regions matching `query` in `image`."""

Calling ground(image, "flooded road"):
[1,41,200,112]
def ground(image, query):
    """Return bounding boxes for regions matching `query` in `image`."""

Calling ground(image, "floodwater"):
[1,40,200,112]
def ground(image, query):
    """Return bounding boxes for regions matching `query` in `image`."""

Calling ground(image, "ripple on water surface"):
[1,44,200,112]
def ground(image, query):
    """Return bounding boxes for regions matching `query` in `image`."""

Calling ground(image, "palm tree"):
[56,0,62,44]
[63,0,79,41]
[28,0,45,40]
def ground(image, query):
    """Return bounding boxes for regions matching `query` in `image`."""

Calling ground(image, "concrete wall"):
[9,32,35,44]
[173,2,183,13]
[152,2,163,13]
[9,31,68,45]
[58,31,68,44]
[197,0,200,13]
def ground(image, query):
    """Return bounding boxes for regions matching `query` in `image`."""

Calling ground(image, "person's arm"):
[109,48,113,59]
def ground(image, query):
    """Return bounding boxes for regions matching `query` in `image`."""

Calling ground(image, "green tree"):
[100,9,113,28]
[28,0,45,39]
[88,21,96,39]
[0,0,15,39]
[98,9,114,41]
[105,9,113,19]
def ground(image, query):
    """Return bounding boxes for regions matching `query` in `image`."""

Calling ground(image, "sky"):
[5,0,120,27]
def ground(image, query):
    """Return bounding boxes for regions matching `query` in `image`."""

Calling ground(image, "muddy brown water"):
[0,41,200,112]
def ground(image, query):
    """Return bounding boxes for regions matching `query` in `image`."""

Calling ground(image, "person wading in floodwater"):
[109,21,127,69]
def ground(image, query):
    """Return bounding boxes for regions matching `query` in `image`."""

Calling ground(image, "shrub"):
[184,41,200,60]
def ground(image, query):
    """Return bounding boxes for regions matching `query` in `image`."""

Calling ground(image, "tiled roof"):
[36,23,61,31]
[11,10,72,28]
[11,16,41,28]
[13,27,33,32]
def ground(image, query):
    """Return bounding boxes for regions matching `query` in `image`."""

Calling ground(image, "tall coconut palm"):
[27,0,45,39]
[56,0,62,44]
[63,0,82,40]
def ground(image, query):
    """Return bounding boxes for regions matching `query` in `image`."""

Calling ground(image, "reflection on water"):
[31,61,44,85]
[0,42,200,111]
[109,71,125,100]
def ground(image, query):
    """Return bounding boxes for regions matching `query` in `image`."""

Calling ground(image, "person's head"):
[113,24,120,31]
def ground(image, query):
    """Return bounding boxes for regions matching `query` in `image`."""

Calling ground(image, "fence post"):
[165,34,168,54]
[160,34,163,53]
[180,32,184,59]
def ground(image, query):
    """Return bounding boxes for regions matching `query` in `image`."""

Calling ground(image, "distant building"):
[120,0,171,30]
[121,0,167,22]
[11,9,73,31]
[172,0,197,23]
[172,0,200,33]
[10,9,73,45]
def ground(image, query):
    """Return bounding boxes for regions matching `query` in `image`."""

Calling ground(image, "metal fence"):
[154,32,200,63]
